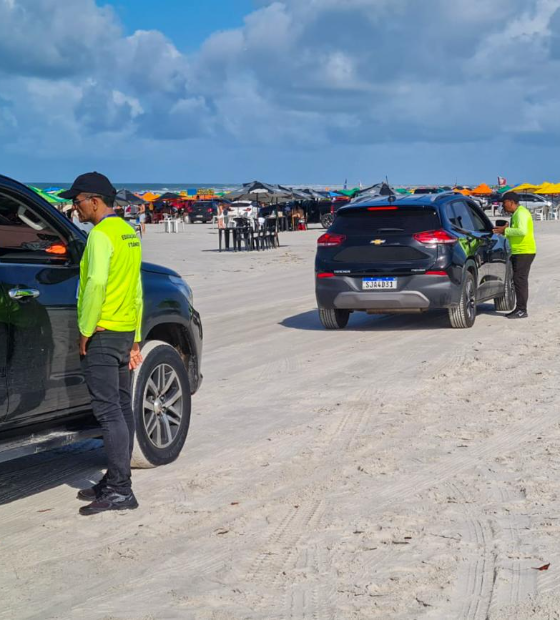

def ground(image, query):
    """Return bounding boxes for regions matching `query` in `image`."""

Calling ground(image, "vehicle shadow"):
[0,440,105,506]
[281,303,504,332]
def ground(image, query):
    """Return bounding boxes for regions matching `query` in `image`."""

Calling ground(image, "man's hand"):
[129,342,143,371]
[493,225,507,235]
[79,334,90,356]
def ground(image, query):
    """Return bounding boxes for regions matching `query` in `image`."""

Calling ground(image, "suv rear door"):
[0,190,90,429]
[327,205,443,275]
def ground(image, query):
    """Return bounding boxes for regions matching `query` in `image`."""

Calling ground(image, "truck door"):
[0,190,90,427]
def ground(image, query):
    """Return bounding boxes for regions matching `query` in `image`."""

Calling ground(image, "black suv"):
[315,193,514,329]
[0,175,203,466]
[187,200,219,223]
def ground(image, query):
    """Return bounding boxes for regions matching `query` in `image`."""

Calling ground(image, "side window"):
[448,200,475,231]
[0,193,67,264]
[466,203,490,232]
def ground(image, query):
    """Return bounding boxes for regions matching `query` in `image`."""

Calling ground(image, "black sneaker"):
[79,490,139,516]
[77,478,107,502]
[505,309,519,317]
[507,310,528,319]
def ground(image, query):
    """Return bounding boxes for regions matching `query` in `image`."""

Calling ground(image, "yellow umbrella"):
[536,182,560,194]
[511,182,539,192]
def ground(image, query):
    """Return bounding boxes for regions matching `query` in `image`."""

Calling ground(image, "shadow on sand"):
[0,440,105,506]
[281,303,502,332]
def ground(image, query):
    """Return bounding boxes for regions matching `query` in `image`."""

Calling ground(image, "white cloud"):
[2,0,560,179]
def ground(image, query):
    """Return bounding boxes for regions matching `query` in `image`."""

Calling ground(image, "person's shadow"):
[0,439,105,506]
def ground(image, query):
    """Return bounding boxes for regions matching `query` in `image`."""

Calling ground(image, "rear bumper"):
[316,274,462,311]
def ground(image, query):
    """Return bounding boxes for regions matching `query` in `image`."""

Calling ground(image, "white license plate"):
[362,277,397,290]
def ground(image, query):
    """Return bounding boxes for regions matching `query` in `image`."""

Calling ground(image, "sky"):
[1,0,560,185]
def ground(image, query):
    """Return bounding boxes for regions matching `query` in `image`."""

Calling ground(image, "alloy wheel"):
[142,363,183,449]
[466,280,476,321]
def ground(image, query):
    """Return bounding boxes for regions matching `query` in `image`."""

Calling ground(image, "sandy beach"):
[2,220,560,620]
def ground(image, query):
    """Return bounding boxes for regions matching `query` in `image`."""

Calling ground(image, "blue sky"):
[1,0,560,186]
[102,0,255,52]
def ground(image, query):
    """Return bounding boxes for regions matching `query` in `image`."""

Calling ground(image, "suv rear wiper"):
[376,227,404,232]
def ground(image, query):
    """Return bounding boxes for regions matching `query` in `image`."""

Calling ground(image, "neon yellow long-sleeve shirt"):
[505,205,536,255]
[78,215,143,341]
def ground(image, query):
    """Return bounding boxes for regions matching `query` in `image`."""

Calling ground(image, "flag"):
[497,176,507,187]
[344,178,348,189]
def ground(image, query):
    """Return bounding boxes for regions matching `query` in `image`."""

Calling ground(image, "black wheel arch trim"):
[143,313,203,394]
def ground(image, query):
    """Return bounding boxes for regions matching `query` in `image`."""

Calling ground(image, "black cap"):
[59,172,117,200]
[501,191,520,203]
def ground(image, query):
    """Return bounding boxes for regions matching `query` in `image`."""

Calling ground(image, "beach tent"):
[157,192,182,201]
[338,188,361,197]
[471,183,493,195]
[227,181,291,204]
[351,182,396,204]
[497,185,513,194]
[115,189,145,206]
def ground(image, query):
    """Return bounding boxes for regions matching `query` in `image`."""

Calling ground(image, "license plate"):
[362,277,397,290]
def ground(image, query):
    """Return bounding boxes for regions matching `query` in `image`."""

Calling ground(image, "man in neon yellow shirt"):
[493,191,536,319]
[60,172,143,515]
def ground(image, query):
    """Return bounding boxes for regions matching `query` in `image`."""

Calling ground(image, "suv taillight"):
[413,230,456,245]
[317,233,346,247]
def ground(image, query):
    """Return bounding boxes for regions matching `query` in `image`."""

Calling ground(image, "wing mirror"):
[45,242,68,256]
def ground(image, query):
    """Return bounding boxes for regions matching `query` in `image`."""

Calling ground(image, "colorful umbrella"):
[29,186,68,204]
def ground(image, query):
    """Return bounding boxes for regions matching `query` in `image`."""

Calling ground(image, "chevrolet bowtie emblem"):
[371,239,386,245]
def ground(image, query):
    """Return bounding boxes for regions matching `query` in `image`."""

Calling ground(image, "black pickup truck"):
[0,175,203,467]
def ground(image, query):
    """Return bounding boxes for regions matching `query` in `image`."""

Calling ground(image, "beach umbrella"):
[29,186,68,204]
[141,191,161,202]
[497,185,512,194]
[535,182,560,194]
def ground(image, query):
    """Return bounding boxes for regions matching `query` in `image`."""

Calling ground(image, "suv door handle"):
[8,288,40,301]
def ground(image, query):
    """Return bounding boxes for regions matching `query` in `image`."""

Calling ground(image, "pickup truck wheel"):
[494,262,516,312]
[448,271,476,329]
[318,307,350,329]
[131,340,191,468]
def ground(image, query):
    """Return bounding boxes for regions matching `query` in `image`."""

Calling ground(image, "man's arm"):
[79,230,113,340]
[134,272,143,343]
[505,210,529,238]
[129,273,144,370]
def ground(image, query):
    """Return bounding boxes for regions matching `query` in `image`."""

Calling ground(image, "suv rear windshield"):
[331,207,441,234]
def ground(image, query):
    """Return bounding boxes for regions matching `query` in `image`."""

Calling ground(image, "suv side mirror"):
[67,238,86,263]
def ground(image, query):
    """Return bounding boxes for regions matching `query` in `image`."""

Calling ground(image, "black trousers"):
[511,254,535,313]
[82,331,136,495]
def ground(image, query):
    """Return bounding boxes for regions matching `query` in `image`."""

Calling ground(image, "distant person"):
[60,172,143,515]
[138,203,146,234]
[493,191,536,319]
